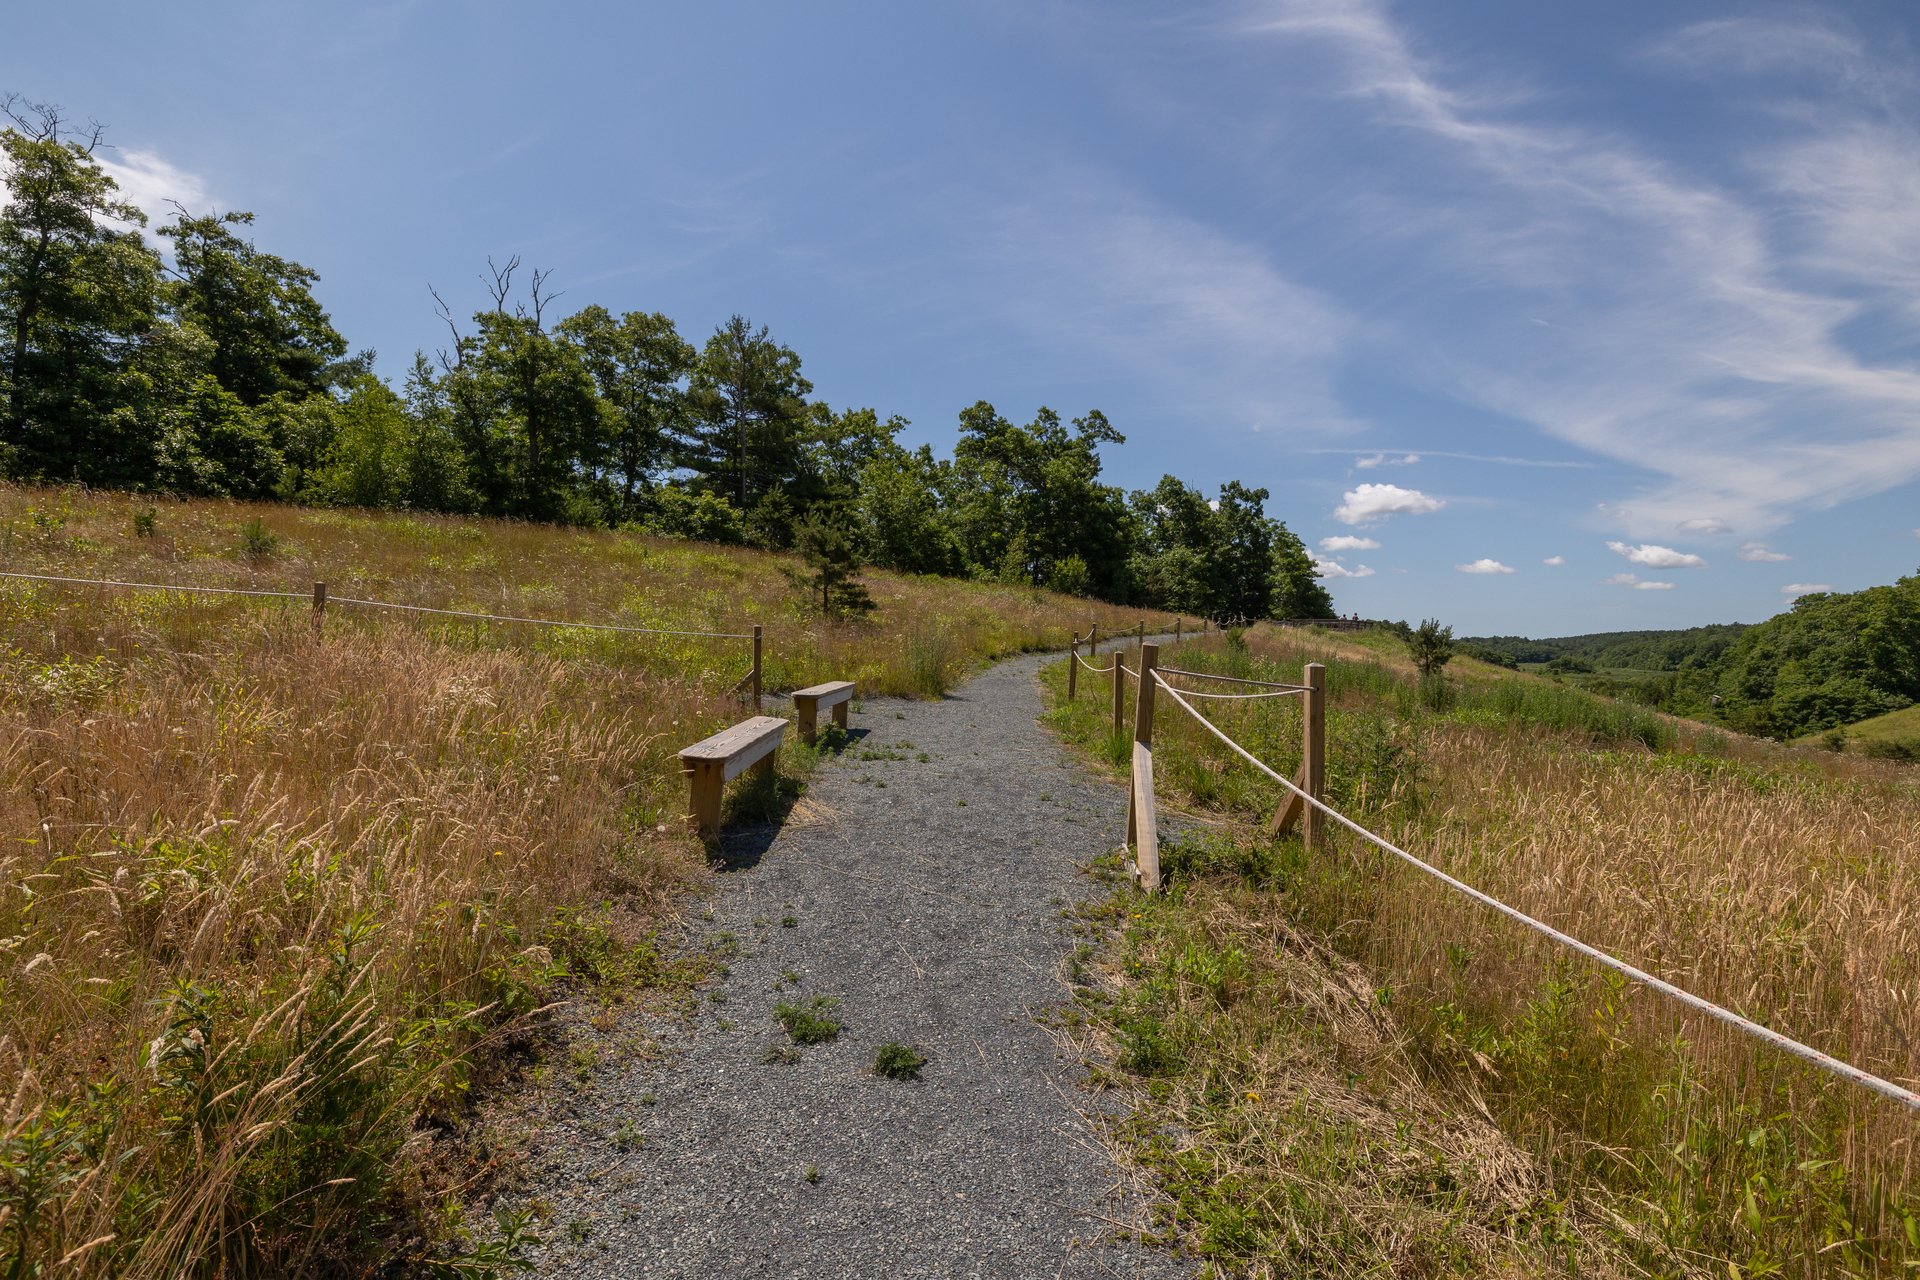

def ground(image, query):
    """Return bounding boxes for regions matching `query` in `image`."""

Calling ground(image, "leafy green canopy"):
[0,100,1339,623]
[1714,574,1920,738]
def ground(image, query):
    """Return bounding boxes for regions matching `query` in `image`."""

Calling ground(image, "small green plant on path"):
[873,1041,927,1080]
[774,996,841,1044]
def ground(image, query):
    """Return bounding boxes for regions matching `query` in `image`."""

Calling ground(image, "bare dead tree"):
[1,94,105,153]
[526,266,563,330]
[483,255,519,315]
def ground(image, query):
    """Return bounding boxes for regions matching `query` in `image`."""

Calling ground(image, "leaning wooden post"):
[751,624,763,713]
[1067,634,1079,699]
[1110,652,1126,738]
[311,581,326,638]
[1126,644,1159,871]
[1303,662,1327,850]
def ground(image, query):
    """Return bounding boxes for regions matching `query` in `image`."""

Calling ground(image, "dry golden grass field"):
[1044,624,1919,1278]
[0,484,1187,1276]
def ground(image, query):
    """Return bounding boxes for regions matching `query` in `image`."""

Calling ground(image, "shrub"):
[873,1041,926,1080]
[238,516,279,558]
[774,996,842,1045]
[903,624,953,698]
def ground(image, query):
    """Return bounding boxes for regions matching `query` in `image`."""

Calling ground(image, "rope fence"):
[0,568,767,709]
[0,569,308,601]
[1071,637,1918,1113]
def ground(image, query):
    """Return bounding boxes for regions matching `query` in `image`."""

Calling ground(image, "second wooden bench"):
[791,680,855,745]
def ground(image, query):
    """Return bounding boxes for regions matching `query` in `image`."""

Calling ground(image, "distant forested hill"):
[1462,623,1750,671]
[1714,573,1920,739]
[1468,573,1920,741]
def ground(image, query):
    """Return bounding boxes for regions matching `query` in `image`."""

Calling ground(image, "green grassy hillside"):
[1804,702,1920,758]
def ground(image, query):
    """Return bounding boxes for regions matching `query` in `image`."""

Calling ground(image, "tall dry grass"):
[1045,624,1920,1274]
[0,484,1186,1275]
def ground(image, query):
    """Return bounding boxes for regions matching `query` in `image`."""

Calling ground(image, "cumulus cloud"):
[1543,554,1565,566]
[1319,535,1380,551]
[1606,541,1708,569]
[1457,558,1515,574]
[1313,555,1376,580]
[1607,572,1677,590]
[1356,452,1419,468]
[1334,483,1445,525]
[1782,582,1835,598]
[1739,541,1791,562]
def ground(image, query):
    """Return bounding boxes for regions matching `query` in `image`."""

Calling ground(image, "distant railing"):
[1276,616,1374,632]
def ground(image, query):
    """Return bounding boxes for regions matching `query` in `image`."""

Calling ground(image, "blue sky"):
[8,0,1920,635]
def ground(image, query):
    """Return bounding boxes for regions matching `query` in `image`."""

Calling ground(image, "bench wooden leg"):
[687,760,724,836]
[796,698,818,745]
[831,700,849,734]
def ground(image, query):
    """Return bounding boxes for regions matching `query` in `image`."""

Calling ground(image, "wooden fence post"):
[1303,662,1326,849]
[1174,618,1182,646]
[1111,653,1126,738]
[1136,619,1145,659]
[1126,644,1160,888]
[311,581,326,637]
[751,624,763,712]
[1067,634,1078,699]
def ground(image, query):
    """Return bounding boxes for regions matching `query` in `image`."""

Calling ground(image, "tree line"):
[0,98,1332,623]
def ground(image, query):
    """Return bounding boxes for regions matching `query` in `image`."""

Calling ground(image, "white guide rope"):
[1150,671,1920,1112]
[0,570,307,600]
[327,595,750,640]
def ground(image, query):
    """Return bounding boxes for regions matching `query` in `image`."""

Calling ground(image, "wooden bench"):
[679,715,787,835]
[791,680,855,745]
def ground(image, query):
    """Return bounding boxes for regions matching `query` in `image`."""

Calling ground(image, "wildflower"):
[1245,1090,1261,1102]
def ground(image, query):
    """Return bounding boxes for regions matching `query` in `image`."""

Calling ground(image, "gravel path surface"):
[518,639,1195,1278]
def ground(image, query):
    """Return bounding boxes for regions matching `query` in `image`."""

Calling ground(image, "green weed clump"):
[774,997,842,1045]
[872,1041,926,1080]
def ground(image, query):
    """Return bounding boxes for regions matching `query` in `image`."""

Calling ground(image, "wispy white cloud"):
[1334,482,1444,525]
[1678,517,1730,535]
[1606,541,1707,569]
[97,148,213,228]
[1543,554,1565,566]
[1356,451,1419,468]
[976,170,1355,435]
[1242,2,1920,535]
[1739,541,1791,562]
[1782,582,1834,599]
[1457,558,1514,574]
[1301,447,1597,469]
[1320,534,1380,551]
[1607,572,1677,591]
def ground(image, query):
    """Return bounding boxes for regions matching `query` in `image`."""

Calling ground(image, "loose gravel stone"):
[521,640,1194,1278]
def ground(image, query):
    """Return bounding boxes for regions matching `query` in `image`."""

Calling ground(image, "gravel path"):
[519,639,1194,1279]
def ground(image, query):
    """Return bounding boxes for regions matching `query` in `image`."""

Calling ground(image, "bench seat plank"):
[792,680,855,707]
[680,715,787,782]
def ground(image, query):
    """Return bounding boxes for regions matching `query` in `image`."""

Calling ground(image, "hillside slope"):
[0,483,1187,1277]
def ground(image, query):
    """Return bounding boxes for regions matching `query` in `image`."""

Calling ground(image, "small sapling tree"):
[794,514,873,618]
[1407,618,1454,679]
